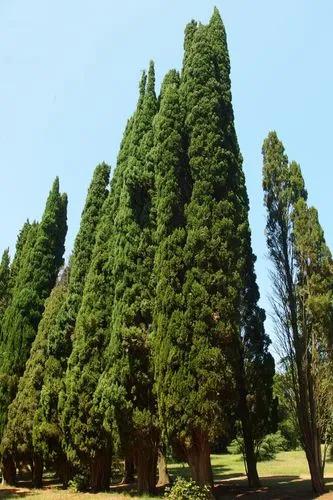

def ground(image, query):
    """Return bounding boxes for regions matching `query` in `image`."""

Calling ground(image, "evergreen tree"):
[9,221,38,291]
[0,178,67,483]
[0,249,10,321]
[0,222,39,347]
[60,117,137,491]
[262,131,333,494]
[153,9,273,487]
[152,68,190,469]
[0,272,68,487]
[95,62,159,495]
[33,163,110,485]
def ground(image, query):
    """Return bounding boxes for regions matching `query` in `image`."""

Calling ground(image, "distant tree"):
[273,369,300,450]
[1,272,68,487]
[33,163,110,486]
[262,131,333,494]
[96,62,159,495]
[0,178,67,484]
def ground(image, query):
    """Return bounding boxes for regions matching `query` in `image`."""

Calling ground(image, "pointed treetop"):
[146,60,156,95]
[52,176,60,192]
[139,70,147,103]
[211,6,222,22]
[160,69,180,97]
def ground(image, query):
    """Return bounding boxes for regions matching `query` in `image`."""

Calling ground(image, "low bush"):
[68,472,89,492]
[165,477,213,499]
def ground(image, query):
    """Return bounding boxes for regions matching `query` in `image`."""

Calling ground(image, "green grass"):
[1,450,333,498]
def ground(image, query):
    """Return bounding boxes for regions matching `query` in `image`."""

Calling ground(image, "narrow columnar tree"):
[61,122,138,491]
[262,131,333,494]
[0,178,67,483]
[154,9,273,487]
[0,221,39,350]
[0,250,10,322]
[1,272,68,488]
[152,68,190,470]
[96,62,159,495]
[33,163,110,485]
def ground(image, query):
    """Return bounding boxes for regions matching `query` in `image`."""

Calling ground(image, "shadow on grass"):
[0,488,33,498]
[215,475,333,499]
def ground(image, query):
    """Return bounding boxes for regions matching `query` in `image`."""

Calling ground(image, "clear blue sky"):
[1,1,332,352]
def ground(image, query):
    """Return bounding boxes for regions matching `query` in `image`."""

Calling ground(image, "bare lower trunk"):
[135,445,158,495]
[185,431,213,487]
[121,457,135,484]
[156,447,170,487]
[1,454,16,485]
[32,454,43,488]
[55,455,73,488]
[236,352,260,488]
[89,450,111,492]
[296,347,325,495]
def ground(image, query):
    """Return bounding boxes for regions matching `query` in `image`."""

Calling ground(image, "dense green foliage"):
[5,8,328,496]
[0,179,67,440]
[165,477,213,499]
[60,123,136,491]
[153,9,274,488]
[0,274,68,480]
[0,249,10,321]
[95,62,159,494]
[33,164,110,475]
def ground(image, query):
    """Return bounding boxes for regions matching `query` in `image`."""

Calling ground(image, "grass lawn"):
[1,450,333,498]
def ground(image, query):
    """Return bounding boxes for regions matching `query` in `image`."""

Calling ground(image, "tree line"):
[0,8,332,497]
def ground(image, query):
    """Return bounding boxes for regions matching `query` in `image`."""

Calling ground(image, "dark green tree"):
[0,178,67,484]
[0,272,68,488]
[33,163,110,486]
[96,61,159,495]
[0,222,39,347]
[262,131,333,494]
[0,250,10,322]
[60,121,138,491]
[154,9,273,487]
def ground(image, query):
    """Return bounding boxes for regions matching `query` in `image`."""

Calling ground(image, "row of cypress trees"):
[0,8,276,494]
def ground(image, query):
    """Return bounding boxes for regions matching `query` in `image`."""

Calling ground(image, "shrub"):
[227,438,244,455]
[228,431,287,461]
[68,473,89,492]
[257,431,288,461]
[165,477,213,499]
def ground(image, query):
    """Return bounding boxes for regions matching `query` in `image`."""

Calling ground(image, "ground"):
[1,450,333,499]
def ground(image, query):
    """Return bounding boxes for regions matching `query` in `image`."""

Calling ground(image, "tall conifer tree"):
[153,9,273,486]
[96,62,159,495]
[32,163,110,485]
[60,118,138,491]
[0,250,10,322]
[263,131,333,494]
[1,272,68,487]
[0,178,67,482]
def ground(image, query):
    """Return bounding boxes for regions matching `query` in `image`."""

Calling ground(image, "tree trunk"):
[295,341,325,495]
[89,449,111,492]
[32,454,43,488]
[185,431,213,487]
[1,454,16,485]
[135,445,158,495]
[235,344,260,488]
[55,455,73,488]
[122,457,135,484]
[156,446,170,487]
